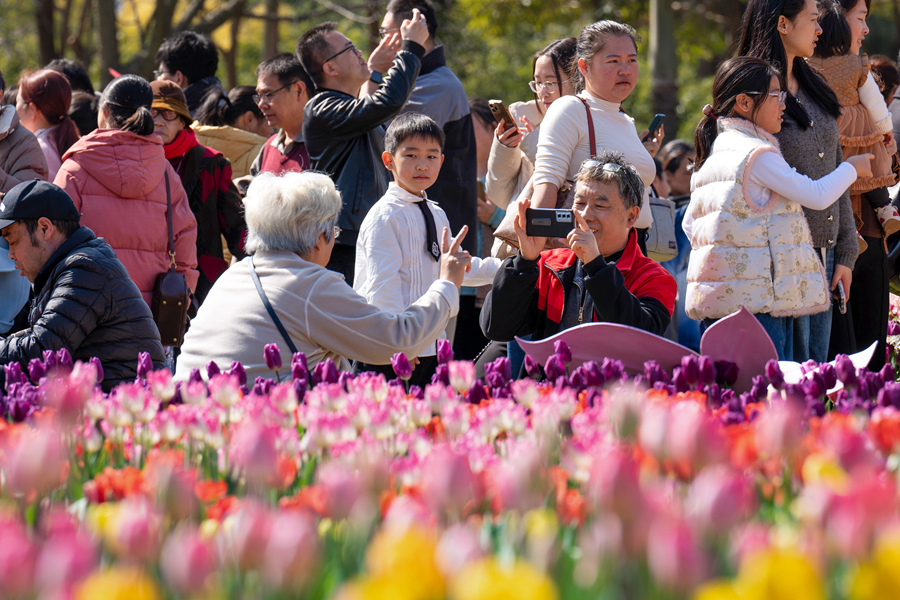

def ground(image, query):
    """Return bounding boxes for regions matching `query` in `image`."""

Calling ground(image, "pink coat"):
[54,129,199,306]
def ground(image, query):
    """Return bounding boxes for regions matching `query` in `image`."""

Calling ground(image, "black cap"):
[0,180,81,230]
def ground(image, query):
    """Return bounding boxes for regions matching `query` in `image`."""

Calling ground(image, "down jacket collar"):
[61,129,168,200]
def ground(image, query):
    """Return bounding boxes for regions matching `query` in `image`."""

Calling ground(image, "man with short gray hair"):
[481,151,677,344]
[175,171,472,380]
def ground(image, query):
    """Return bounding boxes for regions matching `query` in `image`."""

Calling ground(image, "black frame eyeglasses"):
[150,108,179,122]
[252,81,298,105]
[322,42,358,65]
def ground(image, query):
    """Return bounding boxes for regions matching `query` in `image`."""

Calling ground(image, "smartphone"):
[525,208,574,238]
[642,113,666,142]
[837,280,847,314]
[489,99,517,133]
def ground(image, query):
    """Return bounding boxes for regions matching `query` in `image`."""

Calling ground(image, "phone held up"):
[489,99,517,133]
[642,114,665,142]
[525,208,574,238]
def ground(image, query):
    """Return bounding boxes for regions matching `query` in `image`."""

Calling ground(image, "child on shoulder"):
[685,57,873,360]
[807,0,900,242]
[354,112,501,386]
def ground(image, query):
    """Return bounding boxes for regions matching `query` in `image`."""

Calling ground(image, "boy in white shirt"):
[354,113,500,386]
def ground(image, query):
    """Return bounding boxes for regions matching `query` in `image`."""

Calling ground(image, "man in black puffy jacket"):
[0,180,164,391]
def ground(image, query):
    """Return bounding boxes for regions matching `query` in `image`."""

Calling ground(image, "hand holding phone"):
[489,100,517,134]
[642,114,665,142]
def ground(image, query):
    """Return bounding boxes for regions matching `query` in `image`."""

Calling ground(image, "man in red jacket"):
[480,151,676,343]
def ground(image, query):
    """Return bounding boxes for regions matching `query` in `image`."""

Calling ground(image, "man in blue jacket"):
[297,10,429,284]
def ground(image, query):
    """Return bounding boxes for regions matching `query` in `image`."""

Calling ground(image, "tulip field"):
[4,312,900,599]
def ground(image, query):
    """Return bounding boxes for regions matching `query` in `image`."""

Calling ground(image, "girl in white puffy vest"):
[684,56,872,360]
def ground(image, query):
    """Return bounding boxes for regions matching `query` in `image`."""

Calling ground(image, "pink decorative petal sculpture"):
[698,306,777,394]
[516,322,700,375]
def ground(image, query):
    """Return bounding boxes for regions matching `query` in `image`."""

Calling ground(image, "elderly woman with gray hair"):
[175,171,471,380]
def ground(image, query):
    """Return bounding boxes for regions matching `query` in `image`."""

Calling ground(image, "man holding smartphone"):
[480,151,676,344]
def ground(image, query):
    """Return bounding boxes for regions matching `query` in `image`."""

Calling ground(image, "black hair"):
[196,86,261,127]
[573,21,639,95]
[658,140,695,175]
[385,0,438,39]
[45,58,95,95]
[871,59,900,104]
[296,22,339,88]
[69,90,99,136]
[257,52,314,94]
[694,57,779,168]
[155,31,219,85]
[532,37,577,112]
[468,97,496,128]
[22,217,80,241]
[384,112,445,154]
[2,86,16,106]
[813,0,850,58]
[0,68,5,94]
[738,0,841,128]
[576,150,644,210]
[100,75,155,136]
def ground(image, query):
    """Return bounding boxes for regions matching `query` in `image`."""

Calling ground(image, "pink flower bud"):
[0,519,37,597]
[421,445,480,517]
[686,466,755,533]
[5,428,67,498]
[230,421,279,488]
[112,497,163,562]
[448,361,475,393]
[262,512,320,590]
[646,517,706,592]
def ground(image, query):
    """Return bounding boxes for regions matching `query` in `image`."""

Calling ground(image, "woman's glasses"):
[150,108,179,121]
[744,90,787,105]
[529,79,569,93]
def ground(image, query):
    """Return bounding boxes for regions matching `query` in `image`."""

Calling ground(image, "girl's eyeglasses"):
[529,79,569,93]
[745,90,787,105]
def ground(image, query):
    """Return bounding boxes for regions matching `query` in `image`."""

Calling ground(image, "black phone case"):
[525,208,574,238]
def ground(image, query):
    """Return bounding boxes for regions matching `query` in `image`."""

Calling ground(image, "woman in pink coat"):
[54,75,198,307]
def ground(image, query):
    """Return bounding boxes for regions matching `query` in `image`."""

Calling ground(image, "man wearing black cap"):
[0,180,165,391]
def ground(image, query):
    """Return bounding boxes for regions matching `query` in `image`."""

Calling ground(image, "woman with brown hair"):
[16,69,79,180]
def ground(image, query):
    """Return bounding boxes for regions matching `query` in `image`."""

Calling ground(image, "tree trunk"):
[264,0,279,60]
[36,0,57,64]
[650,0,679,141]
[94,0,120,87]
[225,4,245,88]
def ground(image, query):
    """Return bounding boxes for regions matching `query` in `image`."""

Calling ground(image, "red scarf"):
[164,127,199,159]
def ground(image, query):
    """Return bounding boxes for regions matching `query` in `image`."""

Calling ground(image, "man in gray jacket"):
[297,11,429,284]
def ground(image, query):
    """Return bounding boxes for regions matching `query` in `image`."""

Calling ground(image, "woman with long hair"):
[192,86,272,179]
[54,75,198,307]
[16,69,79,179]
[739,0,853,362]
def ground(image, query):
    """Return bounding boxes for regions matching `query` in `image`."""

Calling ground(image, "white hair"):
[244,171,342,256]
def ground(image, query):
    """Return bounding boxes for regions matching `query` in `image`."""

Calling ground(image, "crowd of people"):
[2,0,899,387]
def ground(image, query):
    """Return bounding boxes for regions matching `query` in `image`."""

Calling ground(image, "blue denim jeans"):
[702,313,794,361]
[793,247,834,363]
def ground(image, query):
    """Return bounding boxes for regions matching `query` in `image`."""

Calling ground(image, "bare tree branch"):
[192,0,248,34]
[174,0,206,32]
[309,0,375,23]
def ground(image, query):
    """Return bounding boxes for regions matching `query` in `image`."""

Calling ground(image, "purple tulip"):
[466,379,487,404]
[188,368,203,385]
[643,360,666,387]
[56,348,73,375]
[89,356,105,383]
[206,361,221,379]
[581,361,604,388]
[553,340,572,364]
[716,360,739,387]
[818,363,837,390]
[338,371,354,391]
[878,382,900,408]
[835,355,857,389]
[292,352,308,371]
[601,358,624,382]
[229,361,248,386]
[436,339,454,364]
[409,385,425,400]
[802,375,824,400]
[26,359,45,384]
[765,360,784,390]
[4,362,25,389]
[889,320,900,336]
[489,357,512,384]
[264,343,283,371]
[137,352,153,379]
[312,358,339,385]
[749,375,767,401]
[523,354,541,379]
[545,354,566,382]
[680,355,699,386]
[251,377,268,396]
[698,356,716,386]
[431,363,450,386]
[391,353,413,381]
[672,367,689,393]
[881,363,895,384]
[42,350,57,371]
[570,368,587,392]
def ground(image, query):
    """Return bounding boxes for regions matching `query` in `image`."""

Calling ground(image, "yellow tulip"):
[692,580,743,600]
[75,567,161,600]
[449,557,558,600]
[735,548,825,600]
[848,534,900,599]
[801,453,848,492]
[365,527,444,600]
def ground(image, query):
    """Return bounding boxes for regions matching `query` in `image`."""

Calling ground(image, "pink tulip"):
[665,401,726,474]
[574,515,623,587]
[34,518,98,594]
[0,519,37,597]
[113,498,163,562]
[586,448,644,523]
[262,512,320,590]
[5,428,67,498]
[160,525,217,595]
[686,465,756,534]
[755,401,803,460]
[41,361,97,424]
[229,502,273,572]
[316,461,365,520]
[147,368,176,402]
[230,421,279,488]
[421,445,480,518]
[729,522,772,566]
[435,523,484,576]
[448,361,475,393]
[646,516,706,592]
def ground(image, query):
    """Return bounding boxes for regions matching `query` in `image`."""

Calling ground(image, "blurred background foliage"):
[3,0,900,140]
